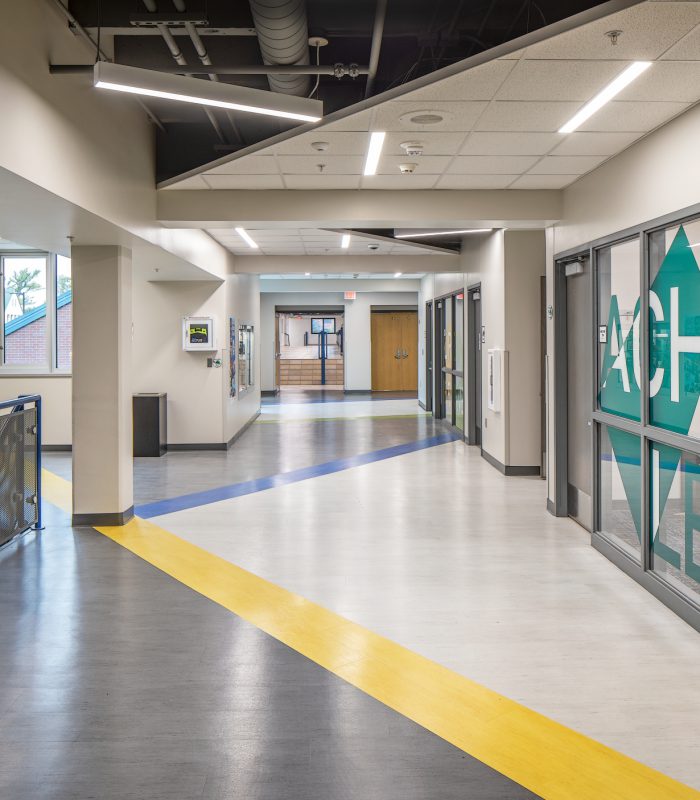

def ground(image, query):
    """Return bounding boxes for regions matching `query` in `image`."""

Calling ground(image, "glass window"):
[648,219,700,439]
[443,372,453,424]
[650,441,700,604]
[2,255,48,367]
[443,297,453,370]
[597,239,640,421]
[56,255,72,370]
[598,423,641,562]
[455,293,464,374]
[454,375,464,432]
[238,324,254,393]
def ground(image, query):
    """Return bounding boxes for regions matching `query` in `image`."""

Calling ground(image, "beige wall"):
[0,377,71,446]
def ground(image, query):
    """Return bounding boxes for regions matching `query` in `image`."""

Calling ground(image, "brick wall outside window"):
[4,302,72,367]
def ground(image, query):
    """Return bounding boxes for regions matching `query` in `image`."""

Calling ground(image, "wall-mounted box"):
[487,348,501,412]
[183,316,216,351]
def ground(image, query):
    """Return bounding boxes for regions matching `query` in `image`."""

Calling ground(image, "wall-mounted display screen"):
[311,317,336,334]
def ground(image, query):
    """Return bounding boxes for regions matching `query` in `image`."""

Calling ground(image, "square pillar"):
[71,246,133,526]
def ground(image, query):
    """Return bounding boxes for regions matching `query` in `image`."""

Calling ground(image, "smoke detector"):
[400,141,424,157]
[311,141,329,152]
[399,162,418,174]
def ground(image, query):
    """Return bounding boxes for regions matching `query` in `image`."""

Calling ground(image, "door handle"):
[395,349,401,359]
[402,350,408,358]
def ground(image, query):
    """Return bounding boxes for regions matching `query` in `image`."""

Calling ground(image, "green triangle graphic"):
[607,427,642,541]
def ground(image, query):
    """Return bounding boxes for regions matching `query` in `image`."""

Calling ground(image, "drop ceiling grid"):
[166,1,700,193]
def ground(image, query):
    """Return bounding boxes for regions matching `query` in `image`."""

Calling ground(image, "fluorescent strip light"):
[235,227,258,249]
[341,234,351,249]
[689,243,700,249]
[395,228,492,239]
[558,61,652,134]
[94,62,322,123]
[394,272,402,277]
[363,131,386,176]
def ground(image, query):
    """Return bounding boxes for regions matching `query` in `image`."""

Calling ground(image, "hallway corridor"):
[2,394,699,799]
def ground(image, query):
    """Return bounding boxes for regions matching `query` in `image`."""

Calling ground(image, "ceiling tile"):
[284,175,361,189]
[550,131,641,156]
[460,131,559,155]
[617,60,700,102]
[510,174,579,189]
[277,155,365,174]
[206,156,279,175]
[377,155,451,175]
[475,101,579,132]
[660,23,700,60]
[373,101,488,132]
[497,60,624,102]
[577,100,690,131]
[165,175,209,189]
[384,131,465,155]
[523,3,700,60]
[528,155,607,174]
[360,174,439,189]
[321,109,374,132]
[435,174,519,189]
[451,155,539,174]
[402,60,515,102]
[202,174,285,189]
[272,132,368,156]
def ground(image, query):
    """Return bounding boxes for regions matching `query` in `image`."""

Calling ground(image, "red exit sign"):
[344,291,356,300]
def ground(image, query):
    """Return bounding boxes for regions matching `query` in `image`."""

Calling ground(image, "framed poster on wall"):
[229,316,236,397]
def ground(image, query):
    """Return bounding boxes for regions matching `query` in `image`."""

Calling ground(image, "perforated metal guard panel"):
[0,408,38,546]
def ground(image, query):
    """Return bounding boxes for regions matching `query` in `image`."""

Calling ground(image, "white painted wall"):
[0,377,71,446]
[261,290,419,391]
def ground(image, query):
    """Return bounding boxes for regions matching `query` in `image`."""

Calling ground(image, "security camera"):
[399,163,418,174]
[368,244,379,250]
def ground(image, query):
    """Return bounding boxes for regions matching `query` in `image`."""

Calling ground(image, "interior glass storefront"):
[564,208,700,623]
[436,291,464,434]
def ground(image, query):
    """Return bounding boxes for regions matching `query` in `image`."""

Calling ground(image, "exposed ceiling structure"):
[164,0,700,194]
[59,0,608,181]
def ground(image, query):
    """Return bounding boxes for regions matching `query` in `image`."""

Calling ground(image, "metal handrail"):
[1,394,42,533]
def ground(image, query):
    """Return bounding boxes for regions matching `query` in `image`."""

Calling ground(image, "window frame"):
[0,250,70,376]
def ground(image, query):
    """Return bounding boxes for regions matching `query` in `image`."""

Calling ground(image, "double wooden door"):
[371,311,418,391]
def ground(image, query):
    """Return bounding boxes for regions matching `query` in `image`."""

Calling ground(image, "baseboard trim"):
[418,399,426,410]
[547,498,556,516]
[591,532,700,633]
[480,449,541,477]
[343,389,371,394]
[166,442,228,452]
[73,506,134,527]
[42,444,71,452]
[226,410,261,449]
[261,390,278,397]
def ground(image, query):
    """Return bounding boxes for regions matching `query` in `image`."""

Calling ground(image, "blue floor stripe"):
[135,432,460,519]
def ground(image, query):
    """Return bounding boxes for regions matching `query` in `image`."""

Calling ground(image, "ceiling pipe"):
[153,18,227,142]
[248,0,311,96]
[47,0,165,131]
[364,0,388,97]
[172,0,186,10]
[142,0,158,11]
[50,63,367,75]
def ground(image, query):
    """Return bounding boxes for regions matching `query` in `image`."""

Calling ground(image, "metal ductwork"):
[248,0,311,97]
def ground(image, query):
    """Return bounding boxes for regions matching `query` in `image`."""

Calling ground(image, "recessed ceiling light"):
[341,234,351,249]
[395,228,493,239]
[558,61,652,134]
[235,227,258,249]
[363,131,386,176]
[94,62,323,123]
[305,272,311,275]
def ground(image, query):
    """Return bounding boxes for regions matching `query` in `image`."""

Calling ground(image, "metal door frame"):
[467,284,482,447]
[425,301,433,412]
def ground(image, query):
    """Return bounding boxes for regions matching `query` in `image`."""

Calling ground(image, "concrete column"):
[71,246,133,525]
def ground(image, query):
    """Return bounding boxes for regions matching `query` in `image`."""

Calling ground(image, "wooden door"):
[399,311,418,390]
[274,313,281,391]
[371,311,418,391]
[371,312,401,390]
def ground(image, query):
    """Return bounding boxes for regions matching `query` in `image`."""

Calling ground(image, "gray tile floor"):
[0,501,538,800]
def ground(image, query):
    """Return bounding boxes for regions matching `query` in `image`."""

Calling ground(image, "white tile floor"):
[153,401,700,789]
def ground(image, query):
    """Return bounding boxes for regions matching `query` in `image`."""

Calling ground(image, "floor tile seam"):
[134,433,460,519]
[91,514,698,800]
[256,413,431,424]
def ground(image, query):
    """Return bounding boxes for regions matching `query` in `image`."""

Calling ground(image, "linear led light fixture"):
[394,272,402,277]
[395,228,493,239]
[363,131,386,176]
[235,227,258,249]
[341,234,351,249]
[94,62,323,123]
[558,62,652,134]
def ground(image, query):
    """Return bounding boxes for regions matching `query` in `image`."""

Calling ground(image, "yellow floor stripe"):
[40,469,699,800]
